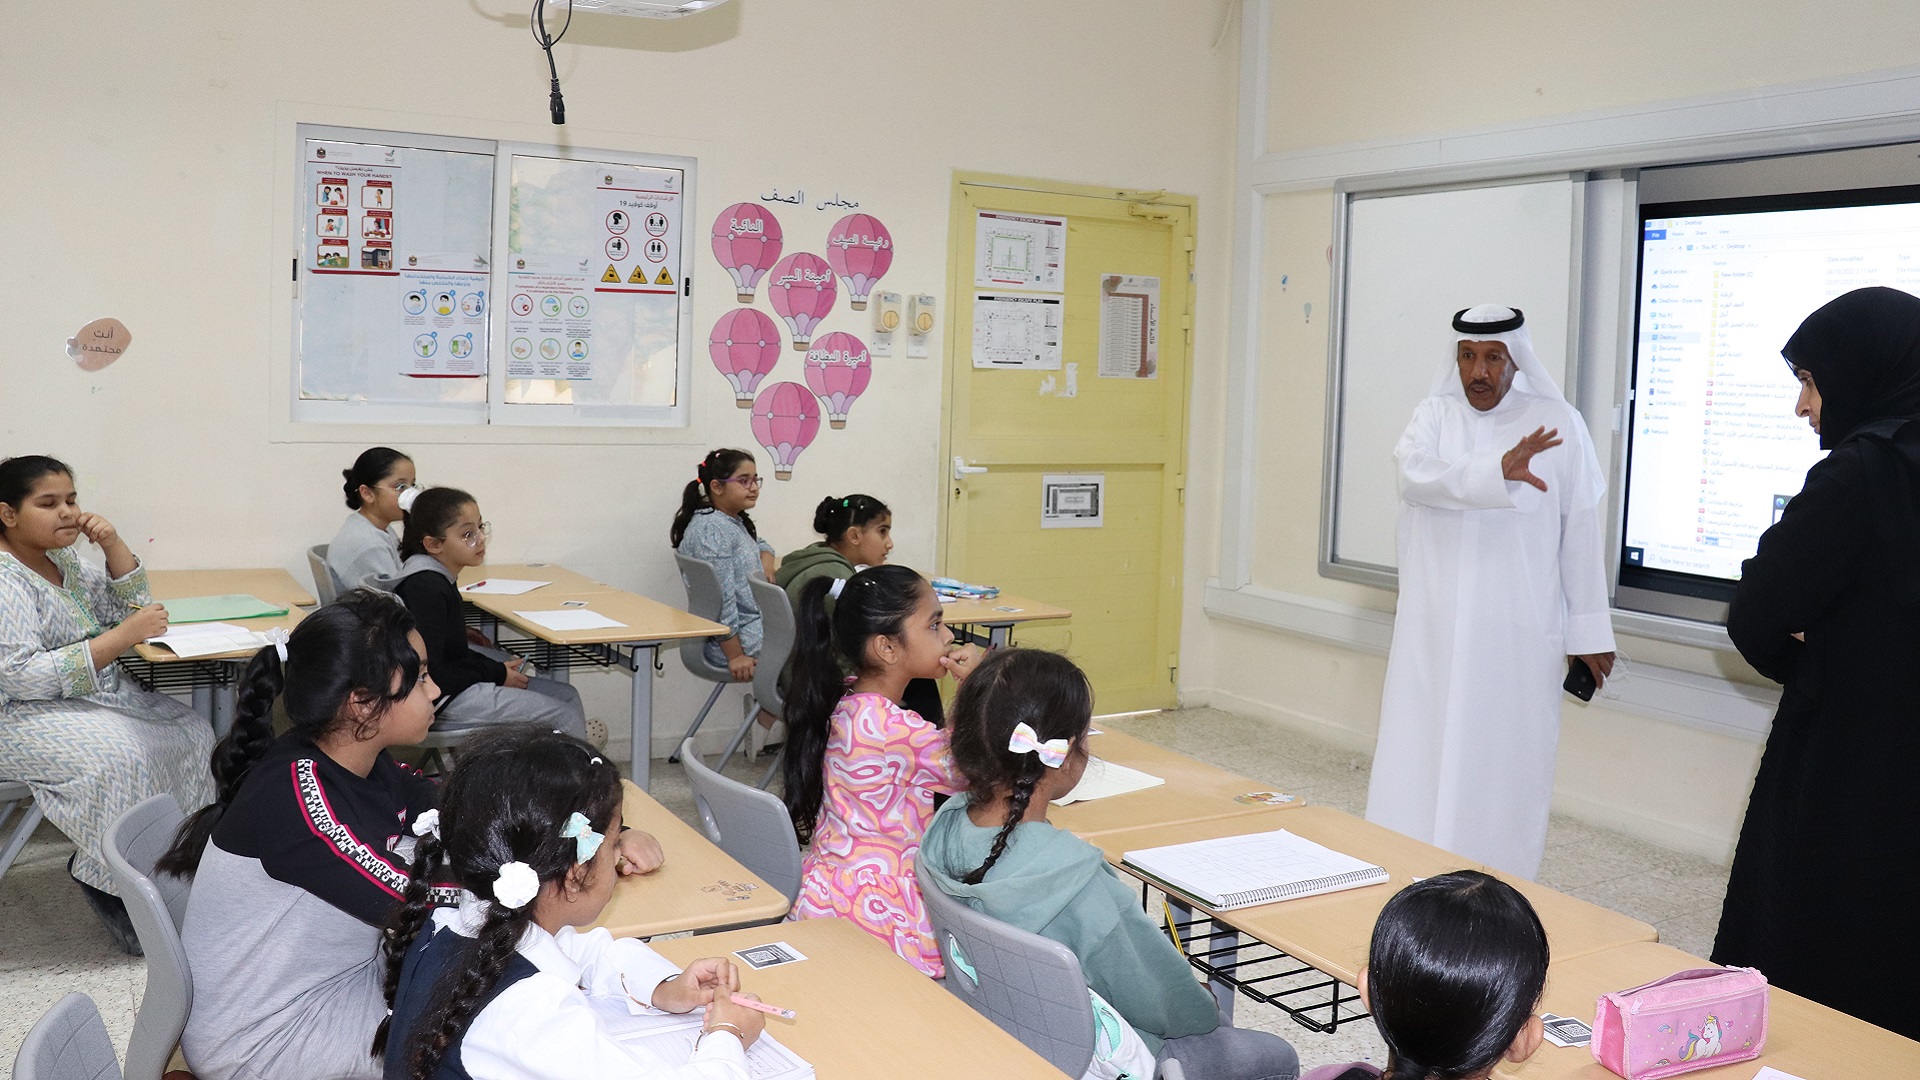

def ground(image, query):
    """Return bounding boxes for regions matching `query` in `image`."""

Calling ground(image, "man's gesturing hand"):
[1502,426,1563,492]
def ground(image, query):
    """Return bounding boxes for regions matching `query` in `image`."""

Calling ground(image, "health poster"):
[1097,273,1159,379]
[300,139,492,396]
[596,179,681,296]
[504,257,595,381]
[973,293,1063,370]
[975,211,1066,292]
[400,273,487,376]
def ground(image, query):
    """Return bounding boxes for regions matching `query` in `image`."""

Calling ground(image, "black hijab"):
[1781,287,1920,604]
[1781,286,1920,451]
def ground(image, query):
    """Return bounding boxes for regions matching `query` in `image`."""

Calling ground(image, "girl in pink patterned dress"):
[780,564,984,976]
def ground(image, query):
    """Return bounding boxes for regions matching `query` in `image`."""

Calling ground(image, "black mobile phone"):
[1564,657,1597,701]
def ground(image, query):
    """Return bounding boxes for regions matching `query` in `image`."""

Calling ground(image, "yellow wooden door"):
[940,175,1193,713]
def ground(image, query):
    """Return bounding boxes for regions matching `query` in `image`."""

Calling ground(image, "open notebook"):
[1122,829,1388,911]
[591,999,813,1080]
[144,622,278,659]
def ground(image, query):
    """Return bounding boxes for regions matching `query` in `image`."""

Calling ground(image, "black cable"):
[531,0,573,125]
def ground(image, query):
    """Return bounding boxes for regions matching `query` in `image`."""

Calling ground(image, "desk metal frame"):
[1142,884,1370,1033]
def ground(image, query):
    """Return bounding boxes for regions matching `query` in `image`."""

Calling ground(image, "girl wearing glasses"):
[670,449,782,756]
[326,447,415,593]
[384,486,587,738]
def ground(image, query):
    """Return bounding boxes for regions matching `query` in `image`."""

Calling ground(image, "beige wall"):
[1182,3,1920,863]
[2,0,1238,757]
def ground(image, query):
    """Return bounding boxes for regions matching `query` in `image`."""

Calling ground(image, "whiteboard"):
[1324,177,1580,581]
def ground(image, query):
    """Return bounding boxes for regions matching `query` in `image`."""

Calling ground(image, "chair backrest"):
[104,796,193,1080]
[746,578,795,720]
[0,779,47,883]
[914,861,1098,1079]
[12,992,122,1080]
[677,738,802,906]
[673,553,733,681]
[306,544,340,606]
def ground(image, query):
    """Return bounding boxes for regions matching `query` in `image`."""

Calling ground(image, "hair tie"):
[397,486,422,513]
[559,811,604,864]
[828,578,847,599]
[409,808,440,840]
[1008,722,1070,768]
[264,626,290,663]
[492,861,540,909]
[841,498,850,507]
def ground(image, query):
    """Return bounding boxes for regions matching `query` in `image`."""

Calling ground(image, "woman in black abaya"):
[1713,287,1920,1038]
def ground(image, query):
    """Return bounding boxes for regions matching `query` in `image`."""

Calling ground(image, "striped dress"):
[0,547,213,892]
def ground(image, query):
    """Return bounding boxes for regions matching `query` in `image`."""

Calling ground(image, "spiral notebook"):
[1121,829,1388,910]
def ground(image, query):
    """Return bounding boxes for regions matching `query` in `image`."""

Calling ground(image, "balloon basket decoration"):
[708,307,782,409]
[767,252,838,351]
[825,213,893,313]
[750,381,821,481]
[711,202,784,305]
[803,331,872,430]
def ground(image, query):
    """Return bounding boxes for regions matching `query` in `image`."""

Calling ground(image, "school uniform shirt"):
[381,554,507,705]
[390,893,748,1080]
[676,510,773,667]
[919,794,1220,1055]
[180,734,447,1080]
[327,512,402,594]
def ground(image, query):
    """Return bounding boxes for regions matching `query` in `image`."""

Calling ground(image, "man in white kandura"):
[1365,304,1616,880]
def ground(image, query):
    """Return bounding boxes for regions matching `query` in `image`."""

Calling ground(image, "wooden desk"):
[941,592,1073,647]
[593,782,788,938]
[1500,941,1920,1079]
[1050,731,1304,839]
[1090,806,1657,987]
[457,563,610,595]
[148,568,317,608]
[464,579,727,788]
[124,569,316,732]
[650,917,1068,1079]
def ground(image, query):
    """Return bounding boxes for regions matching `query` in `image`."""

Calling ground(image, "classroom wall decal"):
[766,252,838,350]
[67,317,132,372]
[710,202,784,303]
[749,381,822,480]
[802,331,872,429]
[824,213,893,310]
[708,308,784,408]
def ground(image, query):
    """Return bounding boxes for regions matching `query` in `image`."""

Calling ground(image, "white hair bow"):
[1007,722,1070,769]
[828,577,847,600]
[397,485,423,513]
[492,861,540,910]
[264,626,290,663]
[409,808,440,840]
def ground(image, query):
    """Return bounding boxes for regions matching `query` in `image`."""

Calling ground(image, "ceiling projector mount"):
[532,0,734,125]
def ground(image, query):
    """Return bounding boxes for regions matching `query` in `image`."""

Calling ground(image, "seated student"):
[381,487,587,739]
[327,446,415,592]
[159,591,662,1080]
[774,494,941,723]
[781,564,982,976]
[921,649,1300,1080]
[0,454,214,954]
[379,724,763,1080]
[1299,871,1548,1080]
[671,448,781,757]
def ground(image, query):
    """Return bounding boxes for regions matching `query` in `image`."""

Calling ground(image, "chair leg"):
[0,800,46,881]
[715,705,761,769]
[667,683,728,764]
[756,746,782,791]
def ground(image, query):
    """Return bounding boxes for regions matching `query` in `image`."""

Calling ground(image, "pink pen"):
[730,994,795,1020]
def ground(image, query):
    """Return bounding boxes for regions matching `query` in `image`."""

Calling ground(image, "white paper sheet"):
[513,609,628,632]
[974,211,1066,291]
[144,622,275,659]
[590,999,814,1080]
[972,293,1062,369]
[1750,1070,1809,1080]
[459,579,550,595]
[1052,756,1165,806]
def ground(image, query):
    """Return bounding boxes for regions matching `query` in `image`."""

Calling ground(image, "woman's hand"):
[727,654,756,682]
[503,657,532,689]
[615,828,665,875]
[941,643,987,682]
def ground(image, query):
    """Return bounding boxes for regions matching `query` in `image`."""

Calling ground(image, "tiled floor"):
[0,706,1731,1075]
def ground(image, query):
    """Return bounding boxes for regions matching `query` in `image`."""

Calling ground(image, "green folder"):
[159,594,290,624]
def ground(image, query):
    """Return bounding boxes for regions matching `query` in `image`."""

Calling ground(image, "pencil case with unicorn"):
[1591,966,1768,1080]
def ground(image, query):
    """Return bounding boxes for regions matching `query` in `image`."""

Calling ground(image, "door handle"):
[952,456,989,480]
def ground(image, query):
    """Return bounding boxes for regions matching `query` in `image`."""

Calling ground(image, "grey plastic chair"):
[677,738,801,909]
[725,578,796,786]
[12,992,122,1080]
[915,860,1100,1079]
[669,554,743,764]
[104,796,192,1080]
[306,544,341,606]
[0,780,47,885]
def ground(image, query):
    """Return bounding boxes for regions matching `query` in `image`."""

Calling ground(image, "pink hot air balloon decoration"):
[710,203,784,303]
[750,381,822,480]
[708,309,783,409]
[824,213,893,311]
[766,252,837,351]
[803,332,872,429]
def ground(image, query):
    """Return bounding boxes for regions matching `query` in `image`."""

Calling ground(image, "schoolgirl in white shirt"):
[378,725,766,1080]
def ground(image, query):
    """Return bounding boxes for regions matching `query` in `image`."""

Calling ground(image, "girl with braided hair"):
[379,724,761,1080]
[781,563,983,976]
[920,649,1299,1080]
